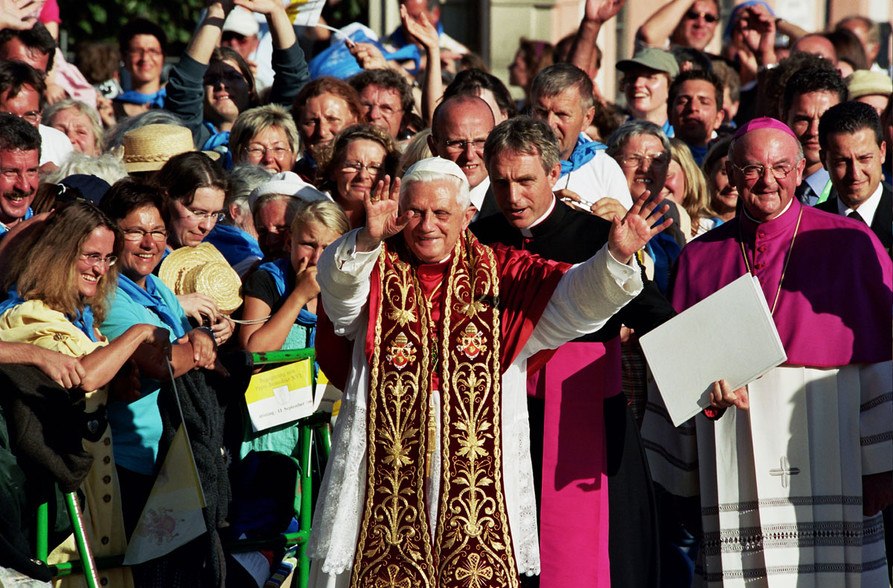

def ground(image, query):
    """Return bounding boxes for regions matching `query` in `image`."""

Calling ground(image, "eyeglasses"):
[80,253,117,268]
[443,138,487,153]
[684,10,719,23]
[729,162,796,181]
[341,160,383,175]
[184,208,226,223]
[122,228,168,242]
[620,153,670,168]
[245,145,292,160]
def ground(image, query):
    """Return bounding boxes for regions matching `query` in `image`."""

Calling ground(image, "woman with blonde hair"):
[230,104,301,173]
[240,199,348,354]
[0,201,170,587]
[398,128,433,175]
[662,138,717,238]
[238,199,348,461]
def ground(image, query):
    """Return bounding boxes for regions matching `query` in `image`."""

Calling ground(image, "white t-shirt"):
[554,148,633,210]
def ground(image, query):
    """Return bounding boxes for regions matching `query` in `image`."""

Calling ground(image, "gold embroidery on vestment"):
[351,234,517,588]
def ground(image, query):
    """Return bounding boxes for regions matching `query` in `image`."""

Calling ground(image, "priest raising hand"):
[311,155,663,586]
[356,175,408,251]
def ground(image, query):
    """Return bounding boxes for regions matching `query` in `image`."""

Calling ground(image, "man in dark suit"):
[472,116,673,588]
[817,101,892,258]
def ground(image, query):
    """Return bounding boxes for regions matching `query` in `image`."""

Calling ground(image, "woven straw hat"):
[846,70,893,100]
[122,124,220,173]
[159,243,243,314]
[123,124,192,172]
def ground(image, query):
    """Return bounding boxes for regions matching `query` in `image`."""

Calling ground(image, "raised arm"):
[527,191,672,351]
[188,2,227,65]
[235,0,309,105]
[569,0,625,79]
[164,2,226,146]
[318,178,410,337]
[400,3,443,126]
[235,0,296,51]
[0,0,40,30]
[636,0,696,48]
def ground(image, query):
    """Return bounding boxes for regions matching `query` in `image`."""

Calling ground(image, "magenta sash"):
[528,338,621,587]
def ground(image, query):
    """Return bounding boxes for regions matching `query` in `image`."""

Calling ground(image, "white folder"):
[640,274,787,427]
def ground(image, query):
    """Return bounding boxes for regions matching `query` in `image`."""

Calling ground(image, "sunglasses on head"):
[685,10,719,23]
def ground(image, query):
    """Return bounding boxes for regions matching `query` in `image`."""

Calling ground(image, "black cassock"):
[473,199,673,588]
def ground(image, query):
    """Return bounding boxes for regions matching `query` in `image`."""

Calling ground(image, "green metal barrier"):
[35,348,331,588]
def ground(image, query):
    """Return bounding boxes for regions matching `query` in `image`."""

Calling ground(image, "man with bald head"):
[643,117,892,586]
[428,95,496,216]
[791,33,838,65]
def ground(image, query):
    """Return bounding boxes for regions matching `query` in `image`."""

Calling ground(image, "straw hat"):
[159,243,243,314]
[123,124,191,172]
[846,70,893,100]
[122,124,220,173]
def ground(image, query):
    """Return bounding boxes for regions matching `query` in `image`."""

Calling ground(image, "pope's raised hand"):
[607,190,673,263]
[357,176,412,252]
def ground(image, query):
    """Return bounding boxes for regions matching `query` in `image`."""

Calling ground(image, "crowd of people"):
[0,0,890,586]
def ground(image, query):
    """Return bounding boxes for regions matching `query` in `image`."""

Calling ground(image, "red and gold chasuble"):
[351,232,519,588]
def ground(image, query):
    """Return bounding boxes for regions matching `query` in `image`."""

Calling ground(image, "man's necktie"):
[795,182,815,205]
[847,210,866,224]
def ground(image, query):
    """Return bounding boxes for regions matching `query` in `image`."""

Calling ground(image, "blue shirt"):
[101,276,190,475]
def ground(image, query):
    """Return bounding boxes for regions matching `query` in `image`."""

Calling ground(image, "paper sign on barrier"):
[245,359,315,432]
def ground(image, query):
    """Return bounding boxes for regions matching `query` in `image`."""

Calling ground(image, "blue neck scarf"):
[0,207,34,236]
[118,274,187,338]
[0,287,97,342]
[114,87,166,109]
[0,288,24,317]
[644,233,683,296]
[71,307,98,342]
[201,122,234,169]
[205,224,262,268]
[258,258,318,340]
[560,134,607,176]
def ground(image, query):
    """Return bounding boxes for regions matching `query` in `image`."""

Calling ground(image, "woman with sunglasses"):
[0,200,170,587]
[165,0,309,163]
[636,0,720,52]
